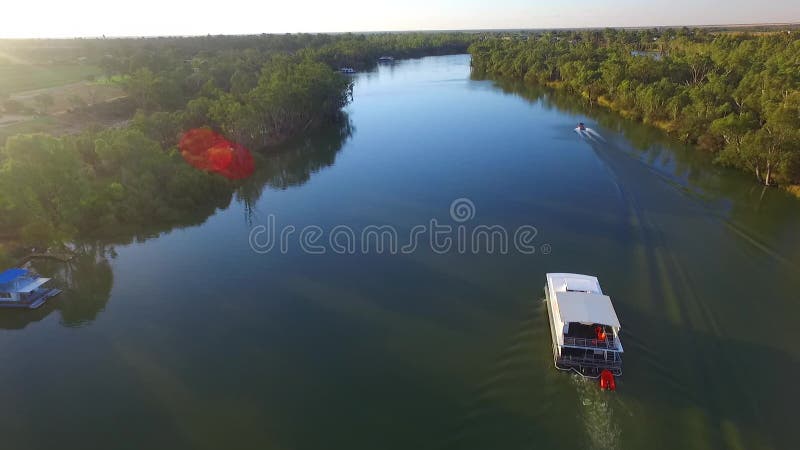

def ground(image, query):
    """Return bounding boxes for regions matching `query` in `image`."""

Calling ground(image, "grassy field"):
[0,116,58,144]
[0,64,103,94]
[0,64,127,144]
[9,80,126,114]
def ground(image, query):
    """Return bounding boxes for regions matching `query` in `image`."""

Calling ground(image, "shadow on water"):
[486,76,800,265]
[234,256,581,450]
[618,306,798,450]
[0,116,354,330]
[431,285,796,450]
[236,113,353,223]
[575,129,798,449]
[281,247,798,450]
[259,113,353,190]
[445,292,796,450]
[469,76,800,449]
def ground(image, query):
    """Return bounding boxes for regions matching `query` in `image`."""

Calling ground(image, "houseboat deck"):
[0,288,61,309]
[558,347,623,372]
[563,323,617,349]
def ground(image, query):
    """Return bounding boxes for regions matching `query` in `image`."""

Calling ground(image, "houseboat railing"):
[563,336,617,350]
[557,353,623,369]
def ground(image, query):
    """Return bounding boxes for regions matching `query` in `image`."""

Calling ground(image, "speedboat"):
[544,273,623,379]
[574,123,605,142]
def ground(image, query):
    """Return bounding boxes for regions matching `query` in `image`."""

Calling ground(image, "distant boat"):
[0,268,61,309]
[544,273,623,380]
[339,67,356,74]
[574,124,605,142]
[377,56,395,63]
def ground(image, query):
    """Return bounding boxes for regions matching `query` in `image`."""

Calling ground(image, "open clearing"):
[1,75,128,144]
[8,80,125,114]
[0,63,124,141]
[0,100,134,145]
[0,64,103,94]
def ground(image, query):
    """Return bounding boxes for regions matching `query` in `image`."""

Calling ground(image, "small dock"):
[19,251,75,264]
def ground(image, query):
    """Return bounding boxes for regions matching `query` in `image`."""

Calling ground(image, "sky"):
[2,0,798,38]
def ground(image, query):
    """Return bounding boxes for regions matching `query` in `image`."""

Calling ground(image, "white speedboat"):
[544,273,623,379]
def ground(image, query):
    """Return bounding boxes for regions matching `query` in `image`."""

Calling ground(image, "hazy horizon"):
[3,0,799,39]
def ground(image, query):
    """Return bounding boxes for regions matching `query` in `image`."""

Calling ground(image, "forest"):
[0,33,475,258]
[7,27,799,262]
[469,29,800,187]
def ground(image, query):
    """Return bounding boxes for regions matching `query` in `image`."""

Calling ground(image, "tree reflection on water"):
[0,116,353,329]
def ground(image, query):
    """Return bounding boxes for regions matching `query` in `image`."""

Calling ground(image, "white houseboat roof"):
[14,278,51,293]
[554,291,621,328]
[547,273,602,294]
[547,273,621,329]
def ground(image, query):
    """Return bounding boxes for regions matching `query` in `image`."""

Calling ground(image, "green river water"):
[1,54,798,450]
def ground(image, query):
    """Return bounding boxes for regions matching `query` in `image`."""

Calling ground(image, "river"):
[1,54,799,450]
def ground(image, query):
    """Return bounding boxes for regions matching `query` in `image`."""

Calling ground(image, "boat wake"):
[437,301,560,449]
[572,375,621,450]
[575,127,606,143]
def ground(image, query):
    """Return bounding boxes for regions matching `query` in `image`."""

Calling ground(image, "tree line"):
[469,29,800,187]
[0,33,476,257]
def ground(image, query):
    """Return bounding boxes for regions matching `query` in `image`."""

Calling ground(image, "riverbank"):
[596,93,800,199]
[517,80,690,142]
[785,185,800,198]
[469,30,800,190]
[1,33,480,250]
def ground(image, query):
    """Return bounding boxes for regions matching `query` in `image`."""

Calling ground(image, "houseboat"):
[544,273,623,379]
[0,268,61,309]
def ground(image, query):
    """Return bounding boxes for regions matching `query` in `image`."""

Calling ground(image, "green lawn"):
[0,64,103,94]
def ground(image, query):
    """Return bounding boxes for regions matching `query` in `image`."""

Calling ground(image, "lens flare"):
[178,128,254,180]
[207,144,235,171]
